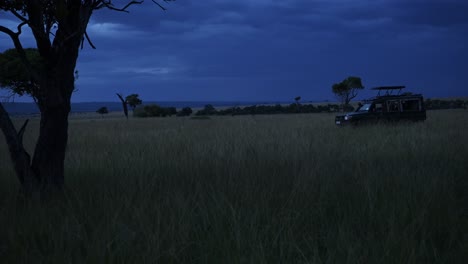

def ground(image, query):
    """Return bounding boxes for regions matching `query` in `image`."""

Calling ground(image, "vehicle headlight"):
[344,115,352,121]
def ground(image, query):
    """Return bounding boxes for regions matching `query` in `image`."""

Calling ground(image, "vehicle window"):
[359,103,372,112]
[401,99,420,111]
[374,103,383,112]
[387,100,400,112]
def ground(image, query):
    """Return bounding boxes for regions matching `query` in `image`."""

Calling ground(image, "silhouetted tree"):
[96,106,109,116]
[294,96,301,104]
[125,94,142,110]
[332,76,364,110]
[165,107,177,116]
[116,93,129,119]
[196,104,217,116]
[177,107,193,116]
[0,1,174,198]
[294,96,301,112]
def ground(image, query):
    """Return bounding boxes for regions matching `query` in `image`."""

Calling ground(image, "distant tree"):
[177,107,193,116]
[332,76,364,110]
[125,94,142,110]
[133,107,148,118]
[96,106,109,116]
[294,96,301,105]
[165,107,177,116]
[144,104,163,117]
[0,1,173,197]
[196,104,217,116]
[294,96,301,113]
[116,93,129,119]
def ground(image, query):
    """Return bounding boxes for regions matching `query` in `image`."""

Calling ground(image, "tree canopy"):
[96,106,109,115]
[0,48,43,99]
[126,94,143,110]
[332,76,364,107]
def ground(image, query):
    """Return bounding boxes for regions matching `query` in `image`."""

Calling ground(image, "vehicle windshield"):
[357,103,372,112]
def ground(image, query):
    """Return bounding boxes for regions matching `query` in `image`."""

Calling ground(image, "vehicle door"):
[400,98,423,120]
[367,102,384,123]
[385,100,401,121]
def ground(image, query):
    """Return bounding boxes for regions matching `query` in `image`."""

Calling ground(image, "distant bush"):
[343,104,355,112]
[209,103,341,116]
[144,104,164,117]
[133,106,148,117]
[425,99,467,110]
[133,104,179,118]
[165,107,177,117]
[195,104,218,116]
[96,106,108,116]
[134,102,352,118]
[177,107,193,116]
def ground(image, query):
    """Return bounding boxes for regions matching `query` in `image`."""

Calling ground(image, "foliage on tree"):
[134,104,177,117]
[0,48,43,100]
[195,104,217,116]
[125,94,142,110]
[0,1,174,198]
[332,76,364,108]
[116,93,142,118]
[177,107,193,116]
[165,107,177,116]
[96,106,109,115]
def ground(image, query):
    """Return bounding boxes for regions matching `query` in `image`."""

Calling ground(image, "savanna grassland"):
[0,110,467,263]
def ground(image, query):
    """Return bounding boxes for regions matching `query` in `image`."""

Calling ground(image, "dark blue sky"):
[1,0,467,102]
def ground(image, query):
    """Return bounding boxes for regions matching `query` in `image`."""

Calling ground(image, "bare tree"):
[0,0,174,199]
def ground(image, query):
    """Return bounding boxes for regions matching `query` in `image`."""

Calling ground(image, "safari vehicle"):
[335,86,426,126]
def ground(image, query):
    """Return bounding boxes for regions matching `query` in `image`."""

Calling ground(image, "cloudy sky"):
[1,0,467,102]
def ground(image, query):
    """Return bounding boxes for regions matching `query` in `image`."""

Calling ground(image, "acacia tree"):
[96,106,108,116]
[0,48,79,102]
[332,76,364,109]
[126,94,142,110]
[0,0,173,198]
[0,48,42,100]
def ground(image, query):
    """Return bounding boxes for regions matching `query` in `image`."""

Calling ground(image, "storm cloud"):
[1,0,467,101]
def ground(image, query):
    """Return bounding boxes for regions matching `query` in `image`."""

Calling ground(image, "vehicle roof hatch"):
[371,86,405,96]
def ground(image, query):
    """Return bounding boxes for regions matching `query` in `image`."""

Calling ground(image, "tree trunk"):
[1,64,74,199]
[31,103,70,194]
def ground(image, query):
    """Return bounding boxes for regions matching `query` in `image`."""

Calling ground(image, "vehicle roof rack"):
[371,86,405,96]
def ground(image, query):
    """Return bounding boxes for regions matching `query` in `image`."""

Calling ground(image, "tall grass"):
[0,111,466,263]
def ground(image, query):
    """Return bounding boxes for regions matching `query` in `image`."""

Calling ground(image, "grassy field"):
[0,110,467,263]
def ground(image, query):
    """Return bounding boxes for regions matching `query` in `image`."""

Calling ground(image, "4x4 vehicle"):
[335,86,426,126]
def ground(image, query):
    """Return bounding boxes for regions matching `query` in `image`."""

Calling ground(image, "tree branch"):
[151,0,167,11]
[0,102,37,190]
[16,21,28,35]
[95,1,144,12]
[84,31,96,49]
[26,2,52,55]
[0,25,40,84]
[17,119,29,145]
[9,10,28,23]
[94,0,173,11]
